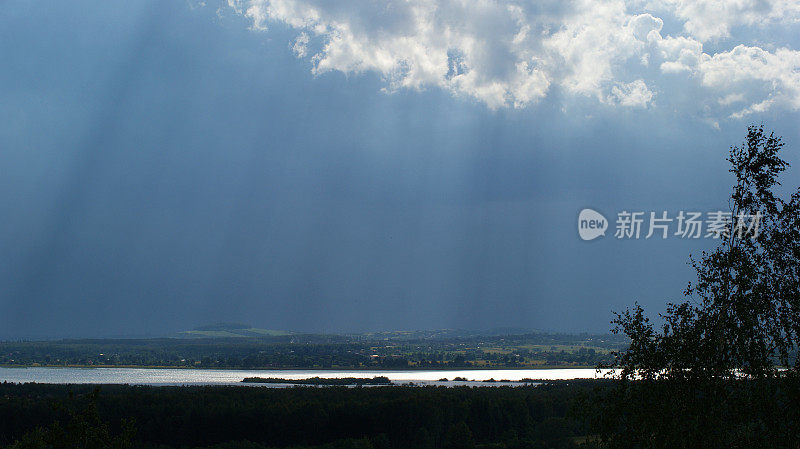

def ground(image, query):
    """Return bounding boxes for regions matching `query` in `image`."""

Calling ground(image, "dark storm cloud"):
[0,0,798,338]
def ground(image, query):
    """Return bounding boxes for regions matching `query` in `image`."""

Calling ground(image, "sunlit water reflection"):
[0,367,609,386]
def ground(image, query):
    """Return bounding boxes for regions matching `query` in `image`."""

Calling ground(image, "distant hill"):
[192,323,253,332]
[353,328,544,340]
[179,323,291,339]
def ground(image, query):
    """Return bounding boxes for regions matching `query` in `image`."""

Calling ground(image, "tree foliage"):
[593,126,800,448]
[7,389,135,449]
[0,382,594,449]
[611,125,800,382]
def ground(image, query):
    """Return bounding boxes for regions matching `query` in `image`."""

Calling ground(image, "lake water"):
[0,367,609,387]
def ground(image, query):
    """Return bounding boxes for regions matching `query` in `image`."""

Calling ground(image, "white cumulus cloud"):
[228,0,800,121]
[608,80,655,107]
[646,0,800,42]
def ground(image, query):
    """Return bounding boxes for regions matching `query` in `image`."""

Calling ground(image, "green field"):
[0,326,626,369]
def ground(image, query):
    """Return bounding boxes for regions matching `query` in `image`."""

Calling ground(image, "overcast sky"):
[1,0,799,338]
